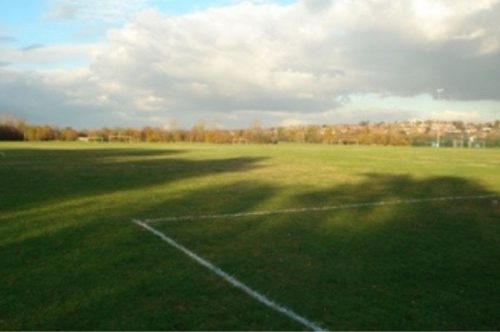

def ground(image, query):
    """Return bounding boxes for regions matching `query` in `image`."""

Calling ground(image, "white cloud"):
[2,0,500,127]
[46,0,148,22]
[0,43,97,68]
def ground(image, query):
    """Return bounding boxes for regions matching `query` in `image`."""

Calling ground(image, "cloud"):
[46,0,148,22]
[88,1,500,109]
[0,43,96,68]
[301,0,333,12]
[0,35,16,43]
[0,68,81,123]
[0,68,135,127]
[88,3,344,117]
[3,0,500,127]
[21,44,46,52]
[47,0,79,20]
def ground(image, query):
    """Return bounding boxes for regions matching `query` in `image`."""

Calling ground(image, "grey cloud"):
[48,1,79,20]
[0,69,72,122]
[0,36,16,43]
[0,69,128,128]
[46,0,148,22]
[302,0,333,13]
[21,44,46,51]
[336,26,500,100]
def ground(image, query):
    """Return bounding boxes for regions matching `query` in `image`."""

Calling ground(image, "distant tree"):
[305,125,322,143]
[287,126,305,143]
[142,127,160,142]
[388,130,410,146]
[23,125,57,141]
[1,118,498,146]
[190,121,206,143]
[321,126,333,144]
[246,121,265,143]
[0,114,25,141]
[60,127,78,141]
[0,124,24,140]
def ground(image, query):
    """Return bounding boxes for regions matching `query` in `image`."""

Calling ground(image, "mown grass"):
[1,142,499,330]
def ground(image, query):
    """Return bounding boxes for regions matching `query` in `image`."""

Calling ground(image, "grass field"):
[1,142,499,330]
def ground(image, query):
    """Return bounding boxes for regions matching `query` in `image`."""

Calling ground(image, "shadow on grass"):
[0,148,266,213]
[144,174,499,330]
[284,174,499,330]
[293,173,495,205]
[1,181,295,330]
[1,162,499,329]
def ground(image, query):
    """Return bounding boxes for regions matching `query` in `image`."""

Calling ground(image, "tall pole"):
[435,89,444,148]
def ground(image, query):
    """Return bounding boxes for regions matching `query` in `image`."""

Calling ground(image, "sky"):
[0,0,499,128]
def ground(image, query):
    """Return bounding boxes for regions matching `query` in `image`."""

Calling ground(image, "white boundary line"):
[144,194,499,224]
[132,219,325,331]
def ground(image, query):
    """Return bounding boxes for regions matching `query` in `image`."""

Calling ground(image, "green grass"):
[1,142,499,330]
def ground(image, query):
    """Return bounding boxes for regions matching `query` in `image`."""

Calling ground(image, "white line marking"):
[133,219,325,331]
[144,194,499,223]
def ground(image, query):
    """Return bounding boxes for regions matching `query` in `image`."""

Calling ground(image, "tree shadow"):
[2,154,499,330]
[135,173,499,330]
[0,148,266,213]
[1,181,302,330]
[211,174,499,330]
[293,172,494,205]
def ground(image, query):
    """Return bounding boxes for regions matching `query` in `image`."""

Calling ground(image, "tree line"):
[1,116,499,147]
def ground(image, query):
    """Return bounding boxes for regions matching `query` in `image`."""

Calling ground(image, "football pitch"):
[1,142,499,330]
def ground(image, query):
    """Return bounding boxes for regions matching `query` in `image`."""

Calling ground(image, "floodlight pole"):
[435,88,443,148]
